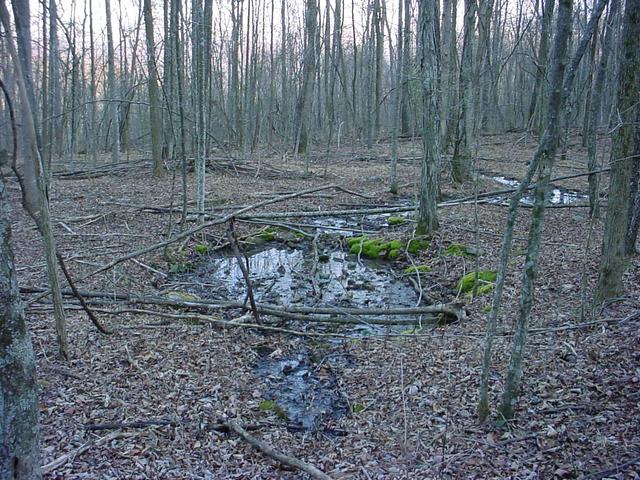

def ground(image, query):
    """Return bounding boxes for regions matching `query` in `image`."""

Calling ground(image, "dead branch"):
[85,419,177,431]
[22,286,465,322]
[225,419,333,480]
[227,218,261,324]
[56,251,111,334]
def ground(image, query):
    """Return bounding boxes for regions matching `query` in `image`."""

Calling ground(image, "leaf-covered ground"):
[6,132,639,479]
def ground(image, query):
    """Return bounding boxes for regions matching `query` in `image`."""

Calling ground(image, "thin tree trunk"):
[479,0,573,422]
[389,0,403,195]
[586,0,619,217]
[144,0,164,177]
[105,0,121,163]
[2,0,68,359]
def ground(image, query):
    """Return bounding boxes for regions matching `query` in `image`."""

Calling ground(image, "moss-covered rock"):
[456,270,497,295]
[348,236,401,260]
[403,264,432,275]
[387,216,407,226]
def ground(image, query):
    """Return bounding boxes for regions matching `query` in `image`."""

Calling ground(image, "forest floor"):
[6,131,640,479]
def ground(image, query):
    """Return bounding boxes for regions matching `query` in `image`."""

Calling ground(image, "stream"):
[170,216,421,431]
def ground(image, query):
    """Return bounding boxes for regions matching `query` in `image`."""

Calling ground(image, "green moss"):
[259,400,276,411]
[444,243,469,257]
[352,404,366,414]
[482,304,493,313]
[258,400,288,420]
[403,264,432,275]
[387,216,407,226]
[388,249,400,260]
[348,236,396,259]
[407,238,430,255]
[387,240,403,250]
[258,229,277,241]
[444,243,483,257]
[456,270,497,295]
[194,243,209,254]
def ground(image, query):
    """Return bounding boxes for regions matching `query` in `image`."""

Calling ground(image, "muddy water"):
[255,348,348,431]
[182,242,419,319]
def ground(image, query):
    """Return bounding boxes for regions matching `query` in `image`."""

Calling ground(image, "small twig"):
[225,419,333,480]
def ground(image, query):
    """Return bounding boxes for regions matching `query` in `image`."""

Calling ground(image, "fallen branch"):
[85,419,177,431]
[225,419,332,480]
[22,287,465,322]
[227,218,261,324]
[56,251,111,334]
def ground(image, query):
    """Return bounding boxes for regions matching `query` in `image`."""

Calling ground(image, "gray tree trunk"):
[105,0,121,163]
[143,0,164,177]
[415,0,440,235]
[452,0,476,183]
[596,0,640,301]
[295,0,317,155]
[586,0,620,218]
[625,107,640,254]
[0,171,41,480]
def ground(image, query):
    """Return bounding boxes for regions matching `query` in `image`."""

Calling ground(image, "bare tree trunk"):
[105,0,120,163]
[586,0,619,218]
[400,0,411,136]
[295,0,317,155]
[0,170,41,480]
[2,0,68,359]
[144,0,164,177]
[389,0,403,195]
[415,0,440,235]
[452,0,476,183]
[527,0,555,132]
[596,0,640,301]
[625,107,640,254]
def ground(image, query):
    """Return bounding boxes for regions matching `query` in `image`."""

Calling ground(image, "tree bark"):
[625,107,640,254]
[0,151,42,480]
[415,0,440,235]
[143,0,164,177]
[596,0,640,302]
